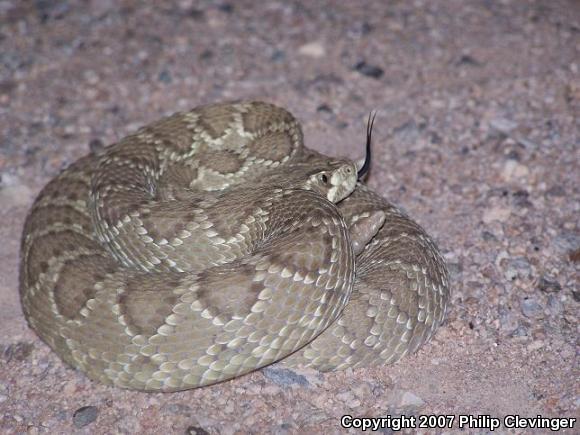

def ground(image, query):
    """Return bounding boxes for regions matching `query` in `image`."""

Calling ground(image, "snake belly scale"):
[19,101,449,391]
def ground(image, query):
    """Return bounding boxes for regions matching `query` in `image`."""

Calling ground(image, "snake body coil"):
[20,102,449,391]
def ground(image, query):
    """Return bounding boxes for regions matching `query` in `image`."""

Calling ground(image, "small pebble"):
[483,206,511,224]
[490,118,518,134]
[217,3,234,13]
[457,54,481,66]
[158,70,172,84]
[502,160,529,181]
[552,232,580,255]
[270,49,286,62]
[512,190,533,208]
[547,294,563,315]
[510,325,529,337]
[498,306,518,332]
[505,257,532,280]
[399,391,425,408]
[538,276,562,293]
[389,390,426,414]
[73,406,98,428]
[521,298,543,319]
[262,367,309,387]
[298,41,326,58]
[353,61,384,79]
[185,8,205,20]
[63,380,78,395]
[481,230,498,241]
[200,49,213,60]
[187,426,210,435]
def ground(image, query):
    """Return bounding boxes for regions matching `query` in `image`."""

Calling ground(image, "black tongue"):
[357,111,376,179]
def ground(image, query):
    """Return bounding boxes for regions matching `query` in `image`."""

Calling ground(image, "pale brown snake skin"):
[20,101,449,391]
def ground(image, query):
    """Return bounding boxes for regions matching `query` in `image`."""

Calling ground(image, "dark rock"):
[0,80,16,95]
[530,236,542,252]
[262,367,309,387]
[353,61,384,79]
[158,70,172,84]
[186,9,205,20]
[217,3,234,13]
[200,50,213,60]
[271,50,286,62]
[316,104,332,114]
[429,132,442,144]
[537,276,562,293]
[73,406,98,428]
[481,230,497,241]
[512,190,533,208]
[506,149,520,160]
[457,54,481,66]
[36,0,71,23]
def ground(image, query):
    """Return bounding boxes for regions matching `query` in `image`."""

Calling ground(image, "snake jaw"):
[327,162,358,203]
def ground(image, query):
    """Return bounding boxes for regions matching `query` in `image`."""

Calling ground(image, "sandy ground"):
[1,0,578,433]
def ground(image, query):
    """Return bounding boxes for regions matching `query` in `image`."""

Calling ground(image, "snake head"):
[308,161,358,203]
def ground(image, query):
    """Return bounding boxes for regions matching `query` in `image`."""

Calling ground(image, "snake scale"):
[19,101,449,392]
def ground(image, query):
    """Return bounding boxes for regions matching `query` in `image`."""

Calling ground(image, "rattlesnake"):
[19,101,449,392]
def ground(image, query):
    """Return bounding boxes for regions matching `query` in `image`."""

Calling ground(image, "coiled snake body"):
[20,102,449,391]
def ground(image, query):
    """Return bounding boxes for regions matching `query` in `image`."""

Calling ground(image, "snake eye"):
[319,173,328,184]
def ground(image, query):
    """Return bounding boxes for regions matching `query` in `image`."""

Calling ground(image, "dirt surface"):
[1,0,578,433]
